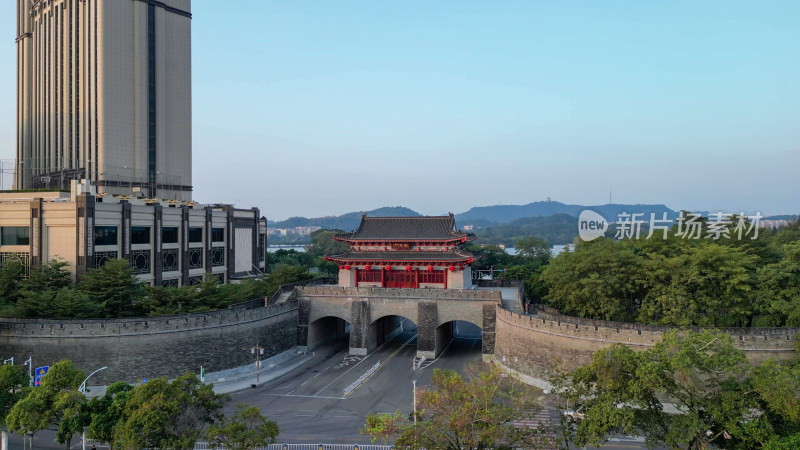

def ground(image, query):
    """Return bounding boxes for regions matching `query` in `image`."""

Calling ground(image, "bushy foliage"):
[0,258,313,319]
[539,220,800,326]
[557,329,800,449]
[362,367,551,449]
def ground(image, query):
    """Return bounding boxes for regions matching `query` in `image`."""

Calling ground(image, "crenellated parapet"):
[494,305,799,380]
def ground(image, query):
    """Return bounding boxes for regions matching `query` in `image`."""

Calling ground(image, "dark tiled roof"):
[339,214,467,241]
[325,250,474,263]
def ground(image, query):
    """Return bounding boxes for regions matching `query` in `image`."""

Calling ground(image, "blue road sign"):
[34,366,49,386]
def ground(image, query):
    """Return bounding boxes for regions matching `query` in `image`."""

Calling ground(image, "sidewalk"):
[82,347,313,398]
[205,348,313,394]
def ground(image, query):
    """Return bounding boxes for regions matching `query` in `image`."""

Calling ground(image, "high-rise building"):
[16,0,192,200]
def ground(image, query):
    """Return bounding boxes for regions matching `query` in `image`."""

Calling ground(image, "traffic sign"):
[34,366,49,386]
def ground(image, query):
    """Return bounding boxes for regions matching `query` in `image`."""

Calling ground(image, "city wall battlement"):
[297,285,502,302]
[0,301,297,338]
[494,306,799,380]
[0,301,300,384]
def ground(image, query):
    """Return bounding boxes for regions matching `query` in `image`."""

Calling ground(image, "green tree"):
[113,373,226,449]
[206,404,279,449]
[0,364,29,427]
[6,360,86,446]
[754,242,800,326]
[558,330,800,449]
[15,288,98,318]
[514,236,551,266]
[0,257,24,306]
[21,259,72,293]
[304,229,349,258]
[541,239,645,321]
[76,259,143,317]
[637,244,757,327]
[363,367,549,449]
[86,381,134,447]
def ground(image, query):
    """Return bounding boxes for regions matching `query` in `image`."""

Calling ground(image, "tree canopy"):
[362,367,551,449]
[0,256,314,319]
[539,219,800,327]
[556,330,800,449]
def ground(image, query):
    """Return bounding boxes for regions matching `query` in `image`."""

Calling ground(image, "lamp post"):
[412,379,417,424]
[2,357,13,365]
[23,356,32,387]
[251,344,264,385]
[80,366,108,450]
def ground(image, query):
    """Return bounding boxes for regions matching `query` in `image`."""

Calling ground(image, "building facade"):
[0,189,266,284]
[16,0,192,199]
[325,214,475,289]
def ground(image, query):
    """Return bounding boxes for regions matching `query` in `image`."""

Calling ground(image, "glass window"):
[188,227,203,243]
[131,226,150,245]
[162,227,179,244]
[1,227,30,246]
[211,228,225,242]
[94,226,118,246]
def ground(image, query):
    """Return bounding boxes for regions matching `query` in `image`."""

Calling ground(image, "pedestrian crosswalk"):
[512,409,558,449]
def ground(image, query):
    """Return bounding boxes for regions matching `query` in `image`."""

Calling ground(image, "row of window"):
[94,226,226,246]
[1,227,30,246]
[93,248,225,272]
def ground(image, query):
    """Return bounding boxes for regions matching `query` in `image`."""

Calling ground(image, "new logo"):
[578,210,608,241]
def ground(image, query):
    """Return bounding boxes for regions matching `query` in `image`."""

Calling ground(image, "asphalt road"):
[3,329,651,449]
[227,329,484,444]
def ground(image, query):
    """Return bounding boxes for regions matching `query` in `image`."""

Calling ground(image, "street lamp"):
[251,344,264,385]
[3,357,13,365]
[80,366,108,450]
[23,356,32,387]
[412,379,417,425]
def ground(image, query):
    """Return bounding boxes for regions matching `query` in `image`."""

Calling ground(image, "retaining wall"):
[494,306,799,379]
[0,301,299,384]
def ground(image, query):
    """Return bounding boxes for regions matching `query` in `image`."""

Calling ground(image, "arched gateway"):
[297,286,500,358]
[299,214,500,358]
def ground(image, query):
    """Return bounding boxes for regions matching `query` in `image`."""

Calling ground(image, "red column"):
[443,267,447,290]
[355,268,359,287]
[414,269,419,289]
[381,267,385,288]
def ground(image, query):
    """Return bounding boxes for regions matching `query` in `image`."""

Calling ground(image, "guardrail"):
[344,361,381,396]
[267,277,336,306]
[193,443,394,450]
[473,278,522,287]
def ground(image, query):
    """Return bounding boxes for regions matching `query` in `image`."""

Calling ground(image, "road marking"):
[312,332,408,396]
[344,333,417,398]
[263,393,346,400]
[413,337,456,371]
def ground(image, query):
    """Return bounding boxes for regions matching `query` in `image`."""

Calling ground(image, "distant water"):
[503,245,571,256]
[268,245,570,255]
[267,245,306,253]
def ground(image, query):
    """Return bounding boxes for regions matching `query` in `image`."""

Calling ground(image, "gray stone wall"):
[296,286,500,358]
[0,302,299,384]
[495,306,800,380]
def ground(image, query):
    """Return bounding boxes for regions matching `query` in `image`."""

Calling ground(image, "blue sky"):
[1,1,798,220]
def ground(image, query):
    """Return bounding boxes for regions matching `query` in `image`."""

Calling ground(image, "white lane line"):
[312,332,407,396]
[343,333,417,398]
[263,393,346,400]
[414,337,455,371]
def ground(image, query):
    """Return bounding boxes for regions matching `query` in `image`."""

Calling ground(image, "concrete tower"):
[15,0,192,200]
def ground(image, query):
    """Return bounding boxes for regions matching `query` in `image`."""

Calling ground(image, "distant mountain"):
[270,206,420,231]
[473,214,579,246]
[455,201,678,225]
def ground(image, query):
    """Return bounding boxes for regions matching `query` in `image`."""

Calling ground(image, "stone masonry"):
[0,301,299,384]
[296,286,502,359]
[495,306,800,380]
